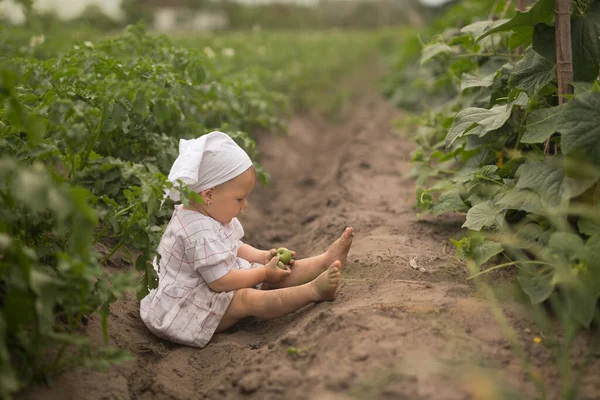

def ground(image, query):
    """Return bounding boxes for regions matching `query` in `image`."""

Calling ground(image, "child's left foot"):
[322,227,353,268]
[311,262,341,301]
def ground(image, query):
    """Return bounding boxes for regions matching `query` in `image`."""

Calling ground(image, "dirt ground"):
[20,70,600,400]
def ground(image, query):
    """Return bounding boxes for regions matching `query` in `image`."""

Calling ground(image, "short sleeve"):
[230,218,245,251]
[231,218,245,241]
[185,237,235,283]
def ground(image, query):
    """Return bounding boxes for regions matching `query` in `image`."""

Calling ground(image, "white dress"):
[140,204,256,348]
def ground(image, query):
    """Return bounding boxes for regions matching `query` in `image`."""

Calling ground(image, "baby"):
[140,131,353,348]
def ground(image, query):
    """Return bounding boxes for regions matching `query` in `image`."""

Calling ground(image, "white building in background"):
[34,0,123,18]
[153,7,228,32]
[0,0,229,30]
[0,0,123,23]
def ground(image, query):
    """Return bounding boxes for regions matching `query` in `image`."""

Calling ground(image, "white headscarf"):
[166,131,253,201]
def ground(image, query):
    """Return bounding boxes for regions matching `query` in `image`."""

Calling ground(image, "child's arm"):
[208,268,266,293]
[208,256,291,293]
[237,243,274,264]
[238,243,297,265]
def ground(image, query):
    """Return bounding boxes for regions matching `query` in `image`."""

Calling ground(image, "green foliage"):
[0,158,135,398]
[556,91,600,166]
[477,0,555,48]
[381,0,514,111]
[385,1,600,395]
[445,92,529,146]
[521,105,562,143]
[174,30,385,120]
[0,21,386,396]
[1,25,277,309]
[385,0,600,330]
[512,229,600,328]
[452,233,504,267]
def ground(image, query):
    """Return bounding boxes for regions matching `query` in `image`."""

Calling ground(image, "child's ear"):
[201,188,214,202]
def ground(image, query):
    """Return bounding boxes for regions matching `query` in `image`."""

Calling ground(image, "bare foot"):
[322,227,354,268]
[311,262,341,301]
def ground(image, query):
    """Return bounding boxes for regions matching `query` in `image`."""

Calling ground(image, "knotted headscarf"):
[166,131,253,201]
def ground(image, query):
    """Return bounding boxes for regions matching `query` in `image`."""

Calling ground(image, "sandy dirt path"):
[21,69,600,400]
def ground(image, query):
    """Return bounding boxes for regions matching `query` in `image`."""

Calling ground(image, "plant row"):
[385,0,600,327]
[0,23,380,397]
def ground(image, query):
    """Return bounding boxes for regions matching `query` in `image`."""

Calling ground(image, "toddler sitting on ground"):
[140,131,353,348]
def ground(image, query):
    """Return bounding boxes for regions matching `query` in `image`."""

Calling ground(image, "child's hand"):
[264,256,292,284]
[263,248,297,266]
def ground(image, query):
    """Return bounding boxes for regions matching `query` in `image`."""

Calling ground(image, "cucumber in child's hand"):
[277,247,293,265]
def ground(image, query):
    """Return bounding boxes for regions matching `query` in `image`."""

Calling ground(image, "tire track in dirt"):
[20,67,600,400]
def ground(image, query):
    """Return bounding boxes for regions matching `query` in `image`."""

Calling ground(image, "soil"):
[20,68,600,400]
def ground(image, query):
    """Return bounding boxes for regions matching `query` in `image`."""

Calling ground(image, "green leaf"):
[548,232,585,260]
[573,81,599,94]
[26,115,46,145]
[515,222,552,248]
[579,218,600,237]
[4,289,36,332]
[522,105,562,143]
[560,234,600,328]
[455,165,500,184]
[420,42,453,65]
[508,48,556,96]
[460,72,495,91]
[564,278,600,328]
[136,254,157,300]
[477,0,554,43]
[512,157,597,210]
[584,235,600,259]
[451,234,504,267]
[187,64,206,84]
[69,187,98,225]
[446,93,528,146]
[431,190,467,216]
[133,90,148,117]
[153,99,171,124]
[472,240,504,267]
[460,20,504,40]
[497,188,543,213]
[462,201,506,231]
[571,3,600,82]
[465,165,503,193]
[14,166,52,211]
[517,264,554,304]
[509,28,535,50]
[556,91,600,166]
[446,106,508,146]
[532,23,557,62]
[29,268,57,334]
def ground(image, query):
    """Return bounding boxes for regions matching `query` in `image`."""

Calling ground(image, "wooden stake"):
[554,0,574,104]
[546,0,574,154]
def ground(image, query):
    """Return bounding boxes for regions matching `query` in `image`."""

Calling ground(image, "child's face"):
[208,167,256,224]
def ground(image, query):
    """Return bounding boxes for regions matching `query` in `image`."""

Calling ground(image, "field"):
[2,0,600,399]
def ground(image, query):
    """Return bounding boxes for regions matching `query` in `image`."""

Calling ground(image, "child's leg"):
[264,227,353,289]
[216,262,341,333]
